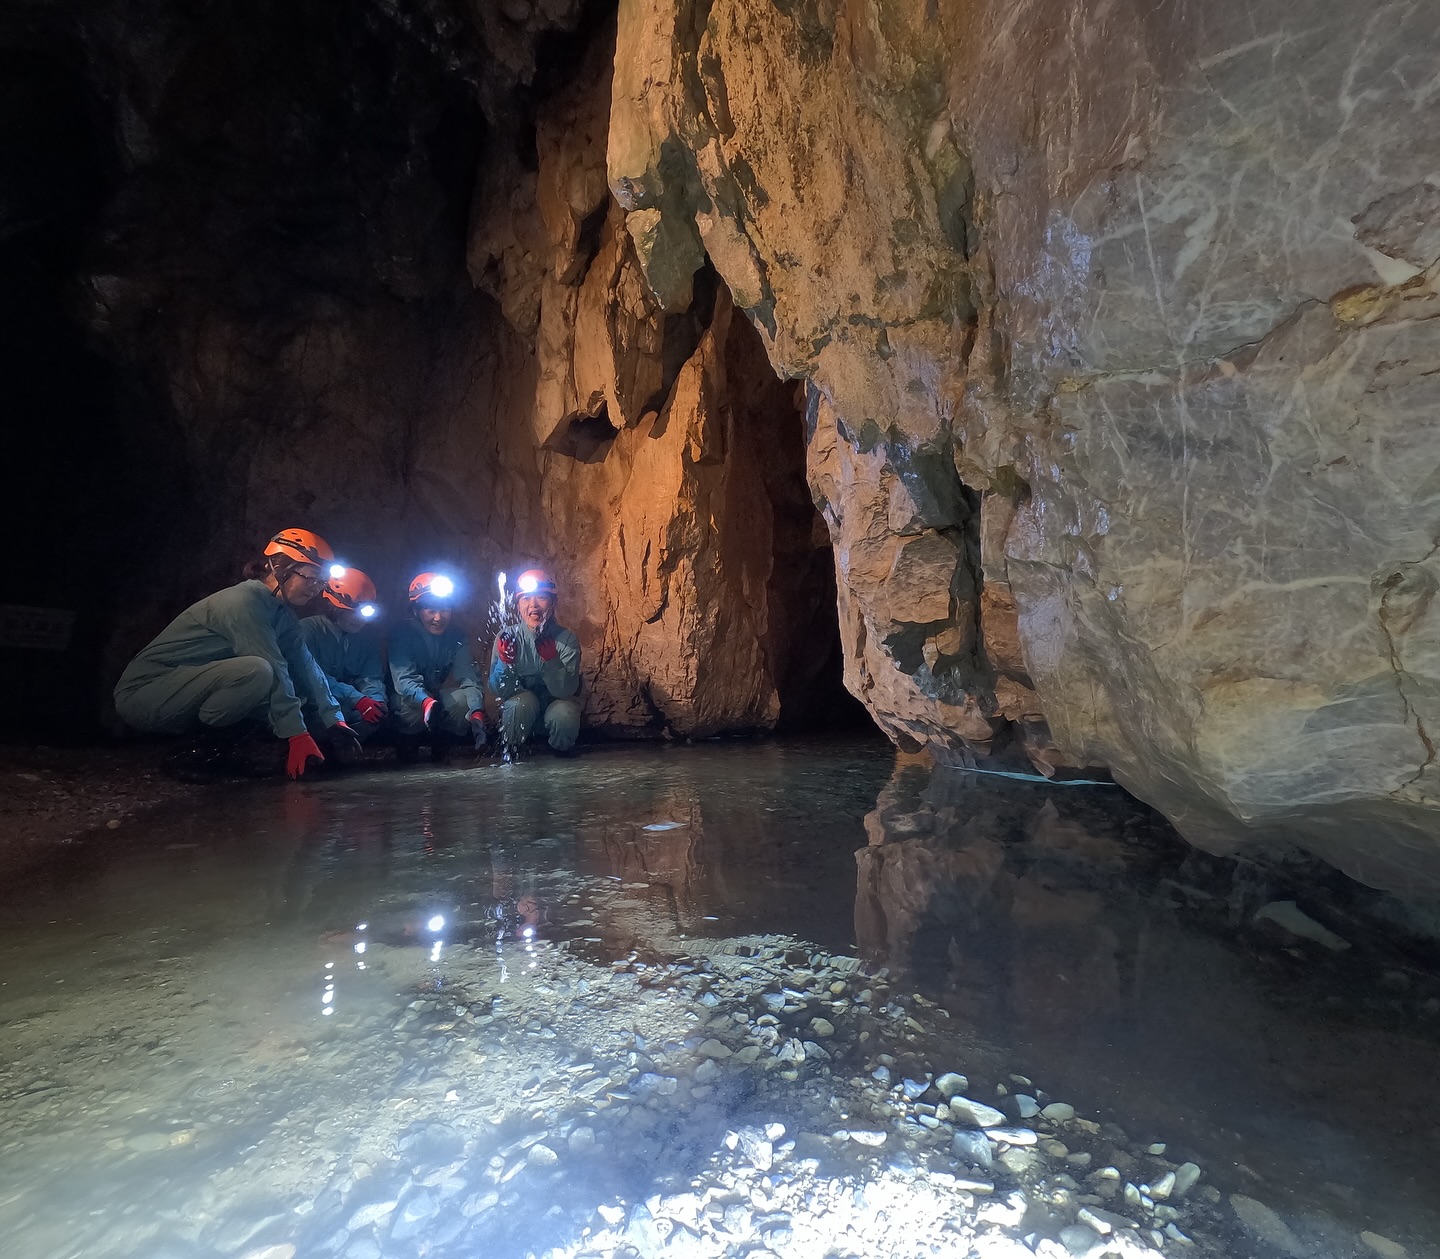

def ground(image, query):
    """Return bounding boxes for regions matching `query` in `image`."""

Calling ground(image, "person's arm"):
[299,619,363,706]
[388,624,432,703]
[450,640,485,714]
[277,612,344,728]
[199,587,308,738]
[540,627,581,699]
[352,634,388,705]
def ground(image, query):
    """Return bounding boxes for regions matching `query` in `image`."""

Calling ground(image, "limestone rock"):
[608,0,1440,890]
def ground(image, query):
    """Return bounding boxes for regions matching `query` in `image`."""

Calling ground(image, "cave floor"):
[0,739,1437,1259]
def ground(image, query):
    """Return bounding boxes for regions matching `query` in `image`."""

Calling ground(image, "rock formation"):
[605,0,1440,891]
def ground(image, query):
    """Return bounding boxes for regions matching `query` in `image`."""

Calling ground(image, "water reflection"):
[0,741,1436,1259]
[854,756,1440,1239]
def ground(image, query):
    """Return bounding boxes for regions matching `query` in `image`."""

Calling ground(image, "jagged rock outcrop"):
[605,0,1440,892]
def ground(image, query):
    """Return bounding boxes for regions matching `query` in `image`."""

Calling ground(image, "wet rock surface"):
[1,741,1437,1258]
[604,0,1440,889]
[0,746,201,881]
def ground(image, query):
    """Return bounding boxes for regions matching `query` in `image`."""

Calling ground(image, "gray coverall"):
[114,580,342,738]
[488,623,582,751]
[300,616,387,741]
[387,618,484,739]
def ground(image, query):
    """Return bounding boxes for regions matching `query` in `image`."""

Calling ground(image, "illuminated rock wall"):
[604,0,1440,891]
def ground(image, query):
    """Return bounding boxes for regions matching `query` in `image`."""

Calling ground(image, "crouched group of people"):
[112,528,582,781]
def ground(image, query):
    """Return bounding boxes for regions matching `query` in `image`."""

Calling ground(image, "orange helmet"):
[408,571,457,603]
[515,568,557,597]
[265,528,333,568]
[323,566,378,617]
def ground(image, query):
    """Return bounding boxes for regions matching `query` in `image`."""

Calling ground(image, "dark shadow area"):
[722,307,873,733]
[1,1,497,739]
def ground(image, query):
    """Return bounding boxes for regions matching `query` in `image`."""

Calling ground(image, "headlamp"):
[426,914,445,932]
[518,574,539,594]
[429,575,454,599]
[359,604,377,619]
[330,565,346,580]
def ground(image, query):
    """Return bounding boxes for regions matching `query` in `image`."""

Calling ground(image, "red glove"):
[421,696,438,727]
[497,632,518,666]
[536,635,558,662]
[286,733,324,780]
[354,696,385,725]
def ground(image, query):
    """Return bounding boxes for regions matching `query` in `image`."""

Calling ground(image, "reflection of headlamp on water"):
[485,895,543,942]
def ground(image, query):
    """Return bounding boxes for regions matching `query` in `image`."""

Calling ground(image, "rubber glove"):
[496,632,518,666]
[536,635,558,662]
[330,721,363,763]
[354,696,385,724]
[421,696,438,727]
[468,710,488,749]
[286,733,324,779]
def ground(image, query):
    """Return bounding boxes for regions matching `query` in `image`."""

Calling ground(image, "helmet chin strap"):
[267,556,297,600]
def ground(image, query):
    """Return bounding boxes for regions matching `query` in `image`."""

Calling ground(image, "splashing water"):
[484,570,523,763]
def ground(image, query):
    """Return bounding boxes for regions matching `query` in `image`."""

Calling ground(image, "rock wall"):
[604,0,1440,892]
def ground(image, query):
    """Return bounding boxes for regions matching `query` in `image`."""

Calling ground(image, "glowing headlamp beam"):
[330,564,346,579]
[429,576,454,599]
[518,574,539,594]
[359,604,377,619]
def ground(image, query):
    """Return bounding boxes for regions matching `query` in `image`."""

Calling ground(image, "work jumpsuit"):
[387,619,485,739]
[300,616,387,741]
[488,623,582,751]
[114,580,342,739]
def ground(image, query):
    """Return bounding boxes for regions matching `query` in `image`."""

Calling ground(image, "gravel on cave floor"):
[0,741,1434,1259]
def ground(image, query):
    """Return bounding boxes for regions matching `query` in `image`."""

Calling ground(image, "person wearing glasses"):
[113,528,362,781]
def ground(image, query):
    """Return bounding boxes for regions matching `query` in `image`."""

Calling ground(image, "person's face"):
[336,609,367,634]
[518,593,554,631]
[280,564,324,608]
[418,604,451,634]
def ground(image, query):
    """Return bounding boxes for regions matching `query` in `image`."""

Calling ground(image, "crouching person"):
[113,529,362,781]
[301,565,388,753]
[490,569,581,754]
[388,571,486,758]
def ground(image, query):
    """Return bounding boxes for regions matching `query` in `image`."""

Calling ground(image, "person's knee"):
[439,691,471,737]
[230,657,274,704]
[501,691,540,740]
[199,657,274,729]
[544,699,581,750]
[392,696,427,735]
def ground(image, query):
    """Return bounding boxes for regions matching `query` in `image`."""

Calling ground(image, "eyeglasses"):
[285,569,325,590]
